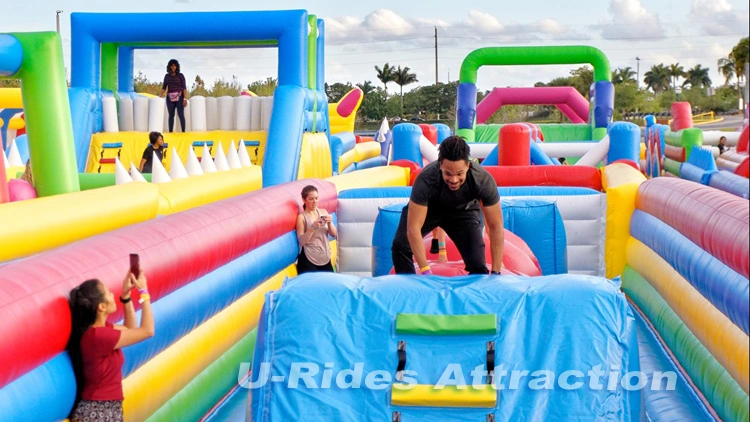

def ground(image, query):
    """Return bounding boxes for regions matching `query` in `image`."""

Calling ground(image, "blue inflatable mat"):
[249,273,642,421]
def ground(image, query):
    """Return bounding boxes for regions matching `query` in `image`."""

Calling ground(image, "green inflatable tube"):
[622,266,749,422]
[459,46,611,84]
[8,32,79,196]
[146,329,257,422]
[78,173,152,190]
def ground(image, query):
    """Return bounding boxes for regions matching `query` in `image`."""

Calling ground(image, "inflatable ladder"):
[241,140,261,164]
[391,313,498,421]
[97,142,122,173]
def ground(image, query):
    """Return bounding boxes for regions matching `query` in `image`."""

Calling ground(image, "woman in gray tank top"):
[295,185,337,274]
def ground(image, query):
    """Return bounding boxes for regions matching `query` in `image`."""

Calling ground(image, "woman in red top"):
[67,270,155,422]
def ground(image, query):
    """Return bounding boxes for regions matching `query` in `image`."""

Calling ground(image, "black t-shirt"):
[141,145,164,174]
[410,160,499,215]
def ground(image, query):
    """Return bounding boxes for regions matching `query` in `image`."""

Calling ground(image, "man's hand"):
[406,201,429,271]
[481,201,504,273]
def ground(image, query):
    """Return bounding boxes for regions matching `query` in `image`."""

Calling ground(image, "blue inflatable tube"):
[355,155,387,171]
[329,133,356,174]
[631,210,749,334]
[262,86,306,187]
[0,353,76,421]
[123,232,299,375]
[391,123,423,164]
[117,47,134,93]
[679,162,712,185]
[71,11,307,89]
[456,82,477,131]
[68,87,102,172]
[608,121,640,164]
[433,123,451,143]
[481,144,498,166]
[708,170,750,199]
[593,81,614,128]
[530,140,555,165]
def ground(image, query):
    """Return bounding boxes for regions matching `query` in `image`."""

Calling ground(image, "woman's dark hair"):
[67,279,105,408]
[166,59,180,74]
[149,131,162,144]
[301,185,318,210]
[438,136,471,163]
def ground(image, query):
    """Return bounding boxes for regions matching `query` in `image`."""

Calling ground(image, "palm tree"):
[374,63,395,97]
[717,57,736,86]
[612,67,636,84]
[682,65,711,89]
[643,64,670,94]
[667,64,685,90]
[356,80,376,96]
[392,66,418,116]
[730,37,748,81]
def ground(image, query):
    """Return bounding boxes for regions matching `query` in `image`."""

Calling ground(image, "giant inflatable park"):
[0,9,748,422]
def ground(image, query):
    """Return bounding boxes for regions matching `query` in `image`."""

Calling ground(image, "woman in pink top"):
[295,185,338,274]
[67,269,155,422]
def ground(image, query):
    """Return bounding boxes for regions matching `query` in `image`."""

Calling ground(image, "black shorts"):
[297,249,334,274]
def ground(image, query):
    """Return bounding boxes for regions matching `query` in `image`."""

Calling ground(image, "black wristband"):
[120,295,132,304]
[490,271,500,275]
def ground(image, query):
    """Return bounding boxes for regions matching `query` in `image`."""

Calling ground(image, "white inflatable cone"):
[129,163,148,182]
[185,147,204,176]
[2,150,8,170]
[114,157,133,185]
[238,140,253,167]
[151,152,172,184]
[200,143,217,173]
[8,139,23,167]
[376,118,390,143]
[214,143,230,171]
[169,147,189,179]
[227,140,242,169]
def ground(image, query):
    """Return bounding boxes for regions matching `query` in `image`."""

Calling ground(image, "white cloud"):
[689,0,750,35]
[598,0,664,40]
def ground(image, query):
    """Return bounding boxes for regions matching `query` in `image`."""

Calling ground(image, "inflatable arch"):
[456,46,613,142]
[69,11,328,187]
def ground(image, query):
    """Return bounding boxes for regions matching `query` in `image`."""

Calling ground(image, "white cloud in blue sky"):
[1,0,747,92]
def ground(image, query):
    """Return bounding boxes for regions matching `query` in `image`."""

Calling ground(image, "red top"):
[80,322,124,401]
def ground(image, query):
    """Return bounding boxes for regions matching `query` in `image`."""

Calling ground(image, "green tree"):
[190,75,209,97]
[209,76,242,97]
[612,67,636,84]
[392,66,418,116]
[356,80,376,97]
[613,81,646,119]
[682,64,711,89]
[247,77,277,97]
[569,66,594,98]
[667,63,686,90]
[358,87,387,121]
[717,57,735,85]
[324,82,354,103]
[730,37,748,80]
[643,64,670,94]
[133,71,161,95]
[374,63,395,97]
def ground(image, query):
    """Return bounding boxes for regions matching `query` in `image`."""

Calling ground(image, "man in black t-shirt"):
[391,136,504,275]
[139,131,165,174]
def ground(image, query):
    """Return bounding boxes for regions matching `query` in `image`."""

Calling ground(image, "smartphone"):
[129,253,140,276]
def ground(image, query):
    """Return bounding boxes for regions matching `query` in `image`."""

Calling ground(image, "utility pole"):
[434,26,438,85]
[56,10,63,33]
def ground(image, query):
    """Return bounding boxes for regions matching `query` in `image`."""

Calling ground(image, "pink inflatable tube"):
[477,87,589,124]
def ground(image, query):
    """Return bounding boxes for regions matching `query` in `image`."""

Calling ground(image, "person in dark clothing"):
[718,136,728,154]
[391,136,504,275]
[139,131,164,174]
[160,59,188,133]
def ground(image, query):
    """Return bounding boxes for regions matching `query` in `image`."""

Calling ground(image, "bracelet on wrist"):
[139,294,151,304]
[120,295,132,304]
[438,242,446,248]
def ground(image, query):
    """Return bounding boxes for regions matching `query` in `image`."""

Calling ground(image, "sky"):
[2,0,748,93]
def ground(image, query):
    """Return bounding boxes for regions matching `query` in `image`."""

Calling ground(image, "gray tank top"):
[302,210,331,266]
